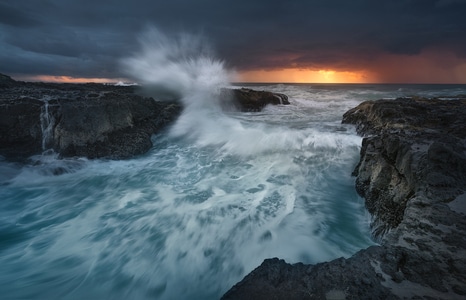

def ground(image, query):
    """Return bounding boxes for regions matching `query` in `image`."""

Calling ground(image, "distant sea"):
[1,83,466,299]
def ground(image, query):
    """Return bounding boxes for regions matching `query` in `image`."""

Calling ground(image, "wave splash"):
[121,27,230,101]
[121,28,358,158]
[122,27,260,155]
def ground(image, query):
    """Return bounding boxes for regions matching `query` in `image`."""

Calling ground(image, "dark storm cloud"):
[1,0,465,79]
[0,2,41,28]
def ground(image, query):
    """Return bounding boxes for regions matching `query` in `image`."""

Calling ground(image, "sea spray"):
[121,27,247,152]
[116,29,373,299]
[0,29,394,300]
[121,27,231,100]
[0,94,372,300]
[121,28,354,157]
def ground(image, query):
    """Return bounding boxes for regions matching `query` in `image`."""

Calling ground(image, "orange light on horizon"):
[237,68,373,83]
[13,75,125,84]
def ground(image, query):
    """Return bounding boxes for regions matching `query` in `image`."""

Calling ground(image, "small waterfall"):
[40,99,55,151]
[274,94,283,104]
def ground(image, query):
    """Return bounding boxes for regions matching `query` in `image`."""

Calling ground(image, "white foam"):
[0,29,382,300]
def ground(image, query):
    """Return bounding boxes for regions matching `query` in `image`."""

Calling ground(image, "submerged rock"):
[0,75,182,160]
[223,97,466,299]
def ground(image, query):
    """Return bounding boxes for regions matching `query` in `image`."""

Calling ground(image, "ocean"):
[1,28,465,300]
[1,81,466,299]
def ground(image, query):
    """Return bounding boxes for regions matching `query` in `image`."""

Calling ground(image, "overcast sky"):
[1,0,466,83]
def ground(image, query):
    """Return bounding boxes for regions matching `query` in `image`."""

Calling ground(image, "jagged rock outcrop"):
[220,88,289,111]
[0,77,182,160]
[223,97,466,299]
[344,97,466,237]
[51,94,181,159]
[0,74,290,160]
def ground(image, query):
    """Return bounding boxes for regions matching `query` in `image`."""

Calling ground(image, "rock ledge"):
[1,74,288,160]
[0,78,182,160]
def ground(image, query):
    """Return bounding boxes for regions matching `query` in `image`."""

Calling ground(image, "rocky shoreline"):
[0,74,288,161]
[0,74,182,160]
[222,97,466,299]
[2,73,465,299]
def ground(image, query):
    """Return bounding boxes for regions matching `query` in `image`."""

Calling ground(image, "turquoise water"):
[2,83,465,299]
[0,79,466,299]
[3,30,466,299]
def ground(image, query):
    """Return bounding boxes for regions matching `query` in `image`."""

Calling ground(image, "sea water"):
[2,84,465,300]
[2,29,466,299]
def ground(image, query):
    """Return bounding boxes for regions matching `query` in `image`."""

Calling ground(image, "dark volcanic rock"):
[52,94,181,159]
[0,75,182,160]
[223,247,396,300]
[220,88,289,111]
[0,97,44,158]
[0,73,18,88]
[0,74,290,160]
[223,97,466,300]
[343,97,466,236]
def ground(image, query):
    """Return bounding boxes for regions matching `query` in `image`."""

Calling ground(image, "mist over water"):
[2,29,466,299]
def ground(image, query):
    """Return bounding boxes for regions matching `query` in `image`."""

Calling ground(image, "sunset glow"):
[14,75,122,84]
[236,48,466,84]
[369,49,466,84]
[237,68,374,83]
[13,48,466,85]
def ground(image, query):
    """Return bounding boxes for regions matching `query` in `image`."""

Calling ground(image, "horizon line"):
[5,73,466,85]
[231,81,466,85]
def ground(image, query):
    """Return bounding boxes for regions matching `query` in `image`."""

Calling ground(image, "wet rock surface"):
[343,97,466,236]
[1,74,289,160]
[0,75,182,160]
[220,87,289,111]
[223,97,466,299]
